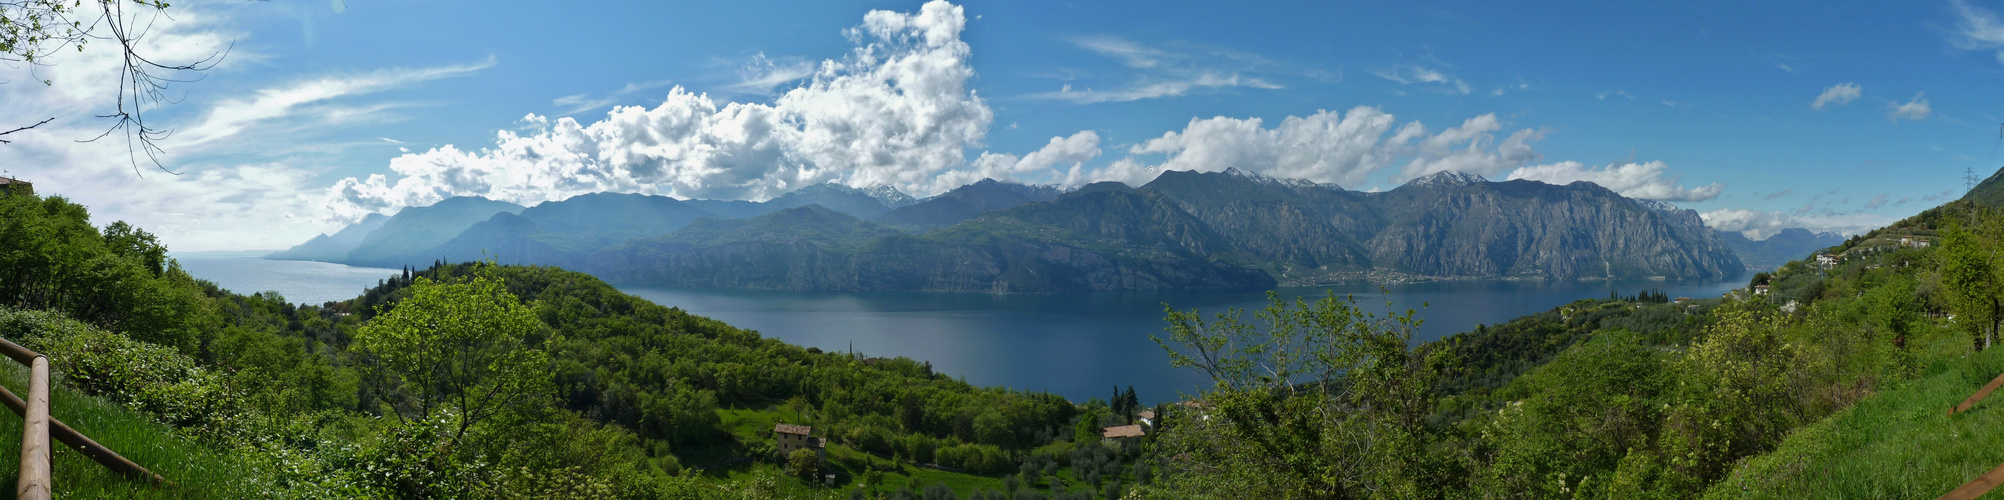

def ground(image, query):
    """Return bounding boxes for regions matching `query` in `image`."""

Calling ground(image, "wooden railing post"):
[0,380,166,485]
[0,336,170,489]
[18,356,49,500]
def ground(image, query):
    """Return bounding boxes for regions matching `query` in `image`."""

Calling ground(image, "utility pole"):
[1982,123,2004,195]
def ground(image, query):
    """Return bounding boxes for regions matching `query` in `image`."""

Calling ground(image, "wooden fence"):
[1942,372,2004,500]
[0,338,166,499]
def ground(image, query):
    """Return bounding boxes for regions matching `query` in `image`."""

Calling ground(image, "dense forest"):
[0,190,1146,498]
[7,183,2004,498]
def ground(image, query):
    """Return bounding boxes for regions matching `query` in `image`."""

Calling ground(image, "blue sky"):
[3,0,2002,250]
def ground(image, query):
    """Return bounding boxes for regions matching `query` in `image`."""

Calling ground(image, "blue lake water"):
[175,252,1746,405]
[174,251,403,305]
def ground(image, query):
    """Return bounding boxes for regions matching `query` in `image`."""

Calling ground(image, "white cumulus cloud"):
[1505,161,1723,202]
[1393,114,1546,181]
[321,0,1001,223]
[945,131,1102,191]
[1888,92,1932,121]
[1701,208,1891,240]
[1123,107,1402,188]
[1109,107,1545,188]
[1811,82,1861,110]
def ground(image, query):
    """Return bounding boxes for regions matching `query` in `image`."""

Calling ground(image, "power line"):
[1979,123,2004,195]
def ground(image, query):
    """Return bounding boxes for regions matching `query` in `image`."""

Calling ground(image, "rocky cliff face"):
[1138,170,1744,281]
[1364,178,1743,279]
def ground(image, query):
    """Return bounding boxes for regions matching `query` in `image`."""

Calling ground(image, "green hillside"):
[1,190,1153,498]
[1965,165,2004,208]
[22,183,2004,498]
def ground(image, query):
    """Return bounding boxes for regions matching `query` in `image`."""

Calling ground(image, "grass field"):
[1709,333,2004,499]
[0,361,265,498]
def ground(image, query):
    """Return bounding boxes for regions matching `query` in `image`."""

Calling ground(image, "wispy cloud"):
[175,56,497,148]
[1863,193,1889,209]
[1032,35,1292,104]
[553,79,675,116]
[1073,36,1173,68]
[1596,90,1636,101]
[1372,64,1471,94]
[1036,73,1282,104]
[1949,0,2004,65]
[720,52,815,95]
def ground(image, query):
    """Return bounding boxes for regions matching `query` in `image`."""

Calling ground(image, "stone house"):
[774,423,824,461]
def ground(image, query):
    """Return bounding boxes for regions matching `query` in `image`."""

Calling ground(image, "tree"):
[1941,221,2001,349]
[787,448,821,480]
[1,0,224,170]
[354,264,557,451]
[924,483,959,500]
[1142,291,1458,497]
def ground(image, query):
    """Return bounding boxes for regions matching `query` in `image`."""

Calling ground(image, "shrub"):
[934,443,1011,475]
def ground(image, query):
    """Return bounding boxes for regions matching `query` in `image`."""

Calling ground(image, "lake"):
[174,251,404,305]
[175,252,1746,405]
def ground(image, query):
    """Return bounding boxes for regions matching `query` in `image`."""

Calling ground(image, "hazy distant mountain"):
[874,178,1064,229]
[586,169,1742,291]
[1716,228,1845,271]
[684,182,910,220]
[587,194,1275,292]
[423,192,715,266]
[266,213,388,262]
[279,170,1743,290]
[276,183,920,268]
[426,212,584,268]
[343,197,526,268]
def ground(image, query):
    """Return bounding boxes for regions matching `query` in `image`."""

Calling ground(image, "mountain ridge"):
[277,171,1749,291]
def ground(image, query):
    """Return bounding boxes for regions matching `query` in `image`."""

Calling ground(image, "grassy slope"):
[0,361,260,498]
[1708,332,2004,498]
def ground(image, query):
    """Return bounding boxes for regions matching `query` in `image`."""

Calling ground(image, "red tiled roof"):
[1101,424,1145,439]
[775,424,812,436]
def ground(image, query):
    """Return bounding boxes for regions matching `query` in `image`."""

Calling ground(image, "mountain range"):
[1714,228,1845,271]
[272,170,1756,291]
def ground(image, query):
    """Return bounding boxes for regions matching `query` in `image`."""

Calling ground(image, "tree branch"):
[0,117,53,144]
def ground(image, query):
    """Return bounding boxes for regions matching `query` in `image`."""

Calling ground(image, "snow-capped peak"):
[1404,171,1487,188]
[860,183,917,208]
[1221,167,1326,189]
[1633,199,1680,213]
